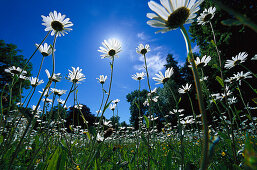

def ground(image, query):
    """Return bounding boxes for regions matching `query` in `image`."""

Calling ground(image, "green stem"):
[180,25,208,170]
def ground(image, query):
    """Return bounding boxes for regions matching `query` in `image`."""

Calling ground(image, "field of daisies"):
[1,0,257,169]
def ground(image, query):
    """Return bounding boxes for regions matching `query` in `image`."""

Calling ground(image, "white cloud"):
[134,52,166,76]
[137,32,148,41]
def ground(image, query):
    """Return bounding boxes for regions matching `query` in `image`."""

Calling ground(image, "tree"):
[0,40,32,107]
[126,89,148,130]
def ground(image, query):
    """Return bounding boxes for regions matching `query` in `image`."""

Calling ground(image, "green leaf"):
[252,98,257,104]
[221,19,242,26]
[135,102,140,110]
[165,151,172,169]
[216,76,224,87]
[47,147,61,170]
[102,101,112,115]
[144,115,149,129]
[0,135,3,144]
[178,97,181,104]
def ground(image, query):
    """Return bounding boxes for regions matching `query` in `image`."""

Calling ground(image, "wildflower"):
[109,104,116,111]
[200,76,208,82]
[29,77,44,87]
[112,99,120,104]
[147,0,204,33]
[170,109,184,115]
[5,66,27,77]
[39,88,50,97]
[194,55,211,68]
[232,71,252,85]
[57,98,65,105]
[152,96,159,102]
[152,67,173,84]
[51,88,66,96]
[96,133,104,142]
[96,75,107,84]
[42,98,52,103]
[74,104,83,110]
[41,11,73,37]
[136,44,150,55]
[35,43,54,56]
[103,120,112,127]
[221,152,226,156]
[98,39,121,59]
[251,54,257,60]
[228,96,237,105]
[224,52,248,69]
[178,83,192,94]
[197,7,216,25]
[104,128,114,138]
[45,69,61,82]
[143,100,150,106]
[148,87,157,96]
[132,72,145,81]
[67,67,86,83]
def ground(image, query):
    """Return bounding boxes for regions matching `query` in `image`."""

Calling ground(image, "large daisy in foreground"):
[147,0,204,33]
[98,39,122,59]
[42,11,73,37]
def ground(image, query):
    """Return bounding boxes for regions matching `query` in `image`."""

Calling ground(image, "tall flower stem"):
[180,25,208,170]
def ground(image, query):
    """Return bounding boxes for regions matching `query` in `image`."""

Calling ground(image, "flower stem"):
[180,25,209,170]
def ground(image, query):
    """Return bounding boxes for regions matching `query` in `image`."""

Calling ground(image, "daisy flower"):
[57,99,65,105]
[152,67,174,84]
[147,0,204,33]
[74,104,83,110]
[178,83,192,94]
[169,109,184,115]
[232,71,252,85]
[136,44,151,55]
[42,98,52,103]
[98,39,122,59]
[109,104,116,111]
[197,7,216,25]
[148,87,157,96]
[45,69,61,82]
[96,133,104,142]
[35,43,54,57]
[41,11,73,37]
[112,99,120,104]
[224,52,248,69]
[5,66,27,76]
[194,55,211,68]
[67,67,86,83]
[29,77,44,87]
[96,75,107,84]
[39,88,50,97]
[132,72,146,81]
[51,88,67,96]
[251,54,257,60]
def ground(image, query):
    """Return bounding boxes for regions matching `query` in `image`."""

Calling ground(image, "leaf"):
[252,98,257,104]
[144,115,149,129]
[47,147,61,170]
[135,102,140,110]
[102,101,112,115]
[0,135,3,144]
[221,19,242,26]
[216,76,224,87]
[178,97,181,104]
[165,151,172,169]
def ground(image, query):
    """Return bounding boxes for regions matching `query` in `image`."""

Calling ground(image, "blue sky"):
[0,0,198,123]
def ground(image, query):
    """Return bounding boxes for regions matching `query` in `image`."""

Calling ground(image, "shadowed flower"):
[152,67,173,84]
[45,69,61,82]
[67,67,86,83]
[112,99,120,104]
[41,11,73,37]
[57,99,65,105]
[35,43,54,57]
[251,54,257,60]
[136,44,151,55]
[5,66,27,77]
[98,39,121,59]
[132,72,146,81]
[147,0,204,33]
[195,55,211,68]
[74,104,83,110]
[51,88,67,96]
[232,71,252,85]
[197,7,216,25]
[109,104,116,111]
[178,83,192,94]
[29,77,44,87]
[96,133,104,142]
[225,52,248,69]
[96,75,107,84]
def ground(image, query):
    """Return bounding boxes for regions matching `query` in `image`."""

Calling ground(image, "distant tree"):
[126,89,148,130]
[109,115,120,129]
[120,121,128,127]
[0,40,32,107]
[65,104,96,131]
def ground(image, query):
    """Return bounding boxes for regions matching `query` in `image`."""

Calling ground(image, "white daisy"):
[147,0,204,33]
[109,104,116,111]
[251,54,257,60]
[51,88,67,96]
[178,83,192,94]
[197,7,216,25]
[42,98,52,103]
[148,87,158,96]
[228,96,237,105]
[57,99,65,105]
[132,72,146,81]
[5,66,27,76]
[136,44,151,55]
[98,39,122,59]
[96,133,104,142]
[29,77,44,87]
[152,67,174,84]
[45,69,61,82]
[74,104,83,110]
[200,76,208,82]
[41,11,73,37]
[35,43,54,57]
[112,99,120,104]
[232,71,252,85]
[169,109,184,115]
[194,55,211,68]
[96,75,107,84]
[67,67,86,84]
[39,88,50,97]
[224,52,248,69]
